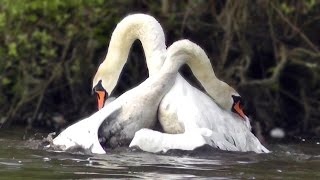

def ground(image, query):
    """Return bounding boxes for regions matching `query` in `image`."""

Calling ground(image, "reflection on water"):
[0,128,319,179]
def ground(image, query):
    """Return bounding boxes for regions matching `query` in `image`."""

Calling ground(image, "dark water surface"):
[0,128,319,179]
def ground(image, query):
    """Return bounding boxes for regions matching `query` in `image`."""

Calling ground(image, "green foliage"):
[0,0,120,126]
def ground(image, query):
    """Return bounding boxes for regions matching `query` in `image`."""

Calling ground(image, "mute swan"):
[92,14,268,153]
[52,39,221,153]
[92,14,250,136]
[52,49,175,152]
[129,40,269,153]
[52,39,268,154]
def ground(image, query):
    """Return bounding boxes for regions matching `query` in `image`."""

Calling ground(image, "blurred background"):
[0,0,319,141]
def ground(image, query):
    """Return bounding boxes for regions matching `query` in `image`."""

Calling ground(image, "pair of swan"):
[52,14,269,153]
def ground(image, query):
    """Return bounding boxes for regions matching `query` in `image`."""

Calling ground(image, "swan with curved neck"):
[130,40,269,153]
[52,39,268,153]
[93,14,166,109]
[92,14,250,134]
[52,43,172,152]
[52,39,228,152]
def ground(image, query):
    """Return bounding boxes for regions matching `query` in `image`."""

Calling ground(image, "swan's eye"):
[231,95,247,120]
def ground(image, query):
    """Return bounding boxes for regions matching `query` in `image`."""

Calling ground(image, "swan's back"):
[156,40,268,153]
[176,86,269,153]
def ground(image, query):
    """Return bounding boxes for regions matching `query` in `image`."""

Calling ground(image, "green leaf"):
[2,77,11,86]
[0,13,6,28]
[8,43,18,57]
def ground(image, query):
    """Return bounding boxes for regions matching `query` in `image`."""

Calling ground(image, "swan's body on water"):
[91,14,268,153]
[53,14,269,154]
[93,14,250,130]
[52,53,177,152]
[52,39,231,153]
[129,40,269,153]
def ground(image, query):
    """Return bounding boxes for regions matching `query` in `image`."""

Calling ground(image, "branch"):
[241,45,288,86]
[270,2,319,53]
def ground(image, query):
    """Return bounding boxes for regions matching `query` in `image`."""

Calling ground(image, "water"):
[0,128,319,179]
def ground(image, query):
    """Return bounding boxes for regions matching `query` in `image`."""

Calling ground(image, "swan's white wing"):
[129,128,209,153]
[199,94,269,153]
[52,116,105,154]
[129,128,247,153]
[130,128,268,154]
[161,79,269,153]
[51,102,121,154]
[195,92,269,153]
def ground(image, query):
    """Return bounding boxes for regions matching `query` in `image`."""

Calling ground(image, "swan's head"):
[92,61,119,110]
[230,94,247,120]
[214,81,248,121]
[92,79,108,110]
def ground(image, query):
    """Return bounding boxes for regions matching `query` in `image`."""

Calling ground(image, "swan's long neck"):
[162,40,232,109]
[96,14,166,94]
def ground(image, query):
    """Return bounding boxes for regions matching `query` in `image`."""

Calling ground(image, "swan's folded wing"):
[51,104,122,154]
[194,94,269,153]
[129,128,208,153]
[52,115,106,153]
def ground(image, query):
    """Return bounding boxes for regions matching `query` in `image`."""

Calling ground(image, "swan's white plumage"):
[52,62,178,152]
[130,40,269,153]
[51,14,168,153]
[55,14,269,154]
[94,15,269,153]
[52,102,121,154]
[129,128,209,153]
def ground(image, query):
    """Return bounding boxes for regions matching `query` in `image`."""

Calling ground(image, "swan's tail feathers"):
[248,134,270,153]
[261,145,270,153]
[129,128,207,153]
[203,128,270,153]
[202,130,239,152]
[235,131,270,153]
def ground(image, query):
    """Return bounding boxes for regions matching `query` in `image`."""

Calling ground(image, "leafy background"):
[0,0,319,140]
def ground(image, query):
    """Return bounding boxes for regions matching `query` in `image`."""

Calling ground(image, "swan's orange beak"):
[96,90,107,110]
[234,101,247,120]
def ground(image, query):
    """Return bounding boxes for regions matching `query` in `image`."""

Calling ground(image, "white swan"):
[52,48,175,152]
[52,39,223,153]
[129,40,269,153]
[92,14,248,120]
[92,14,267,152]
[93,14,166,110]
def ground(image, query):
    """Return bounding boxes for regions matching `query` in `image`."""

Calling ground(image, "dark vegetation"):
[0,0,319,139]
